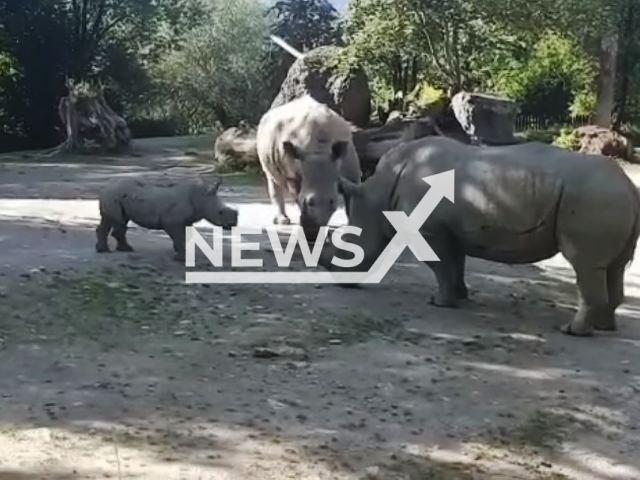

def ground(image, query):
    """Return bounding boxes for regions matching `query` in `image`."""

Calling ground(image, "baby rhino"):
[96,175,238,260]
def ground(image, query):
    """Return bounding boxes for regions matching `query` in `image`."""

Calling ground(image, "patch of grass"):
[307,311,425,346]
[0,265,223,348]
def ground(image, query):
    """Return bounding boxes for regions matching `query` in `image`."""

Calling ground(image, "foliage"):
[0,0,639,154]
[340,0,424,106]
[491,33,597,117]
[268,0,340,53]
[340,0,525,113]
[368,76,400,115]
[0,0,199,149]
[150,0,272,132]
[552,127,581,150]
[570,90,597,117]
[406,80,446,109]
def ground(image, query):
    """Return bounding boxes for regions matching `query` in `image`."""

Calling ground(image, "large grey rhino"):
[256,94,362,241]
[96,175,238,260]
[320,136,640,337]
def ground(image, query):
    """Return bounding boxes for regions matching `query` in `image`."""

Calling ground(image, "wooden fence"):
[514,113,593,132]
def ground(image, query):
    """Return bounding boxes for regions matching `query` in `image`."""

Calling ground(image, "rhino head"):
[283,139,349,242]
[194,176,238,230]
[319,176,390,283]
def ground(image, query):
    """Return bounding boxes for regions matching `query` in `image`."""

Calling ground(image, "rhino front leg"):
[165,224,187,261]
[111,221,134,252]
[267,177,290,225]
[561,265,609,337]
[95,217,112,253]
[423,233,460,308]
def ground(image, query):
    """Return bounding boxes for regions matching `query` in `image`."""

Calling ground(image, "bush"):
[492,32,597,118]
[519,128,560,144]
[150,0,272,131]
[569,89,596,118]
[553,127,581,150]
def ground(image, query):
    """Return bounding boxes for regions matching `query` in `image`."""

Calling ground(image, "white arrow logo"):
[185,170,455,284]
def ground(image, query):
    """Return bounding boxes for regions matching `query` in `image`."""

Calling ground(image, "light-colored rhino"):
[96,175,238,260]
[321,136,640,337]
[256,94,362,241]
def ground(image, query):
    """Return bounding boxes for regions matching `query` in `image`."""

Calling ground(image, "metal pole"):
[270,35,306,60]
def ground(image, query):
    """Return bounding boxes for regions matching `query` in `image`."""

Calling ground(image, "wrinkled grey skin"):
[96,175,238,261]
[320,136,640,337]
[284,139,351,241]
[256,95,362,242]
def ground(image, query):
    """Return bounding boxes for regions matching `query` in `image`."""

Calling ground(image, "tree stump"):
[213,123,259,171]
[50,78,131,155]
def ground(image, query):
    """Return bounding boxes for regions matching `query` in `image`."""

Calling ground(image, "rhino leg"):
[455,252,469,299]
[165,224,186,261]
[267,177,290,225]
[112,221,134,252]
[597,262,625,331]
[561,266,609,337]
[95,217,112,253]
[423,233,461,308]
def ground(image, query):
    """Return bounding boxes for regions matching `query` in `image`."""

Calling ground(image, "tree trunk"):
[613,0,637,129]
[42,78,131,156]
[595,32,619,127]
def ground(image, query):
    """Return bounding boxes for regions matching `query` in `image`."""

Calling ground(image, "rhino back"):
[256,95,361,186]
[387,138,571,263]
[109,178,198,230]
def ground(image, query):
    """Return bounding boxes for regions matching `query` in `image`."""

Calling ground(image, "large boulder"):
[451,91,520,145]
[270,46,371,128]
[353,117,448,179]
[213,124,258,171]
[574,125,636,162]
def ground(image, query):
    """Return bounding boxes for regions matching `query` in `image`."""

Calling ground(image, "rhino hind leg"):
[561,266,610,337]
[267,177,290,225]
[95,217,112,253]
[597,262,626,331]
[111,222,134,252]
[455,252,469,299]
[423,233,462,308]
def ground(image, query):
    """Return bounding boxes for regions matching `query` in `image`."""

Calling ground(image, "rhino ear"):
[283,141,301,160]
[203,176,221,195]
[331,141,348,162]
[338,176,362,197]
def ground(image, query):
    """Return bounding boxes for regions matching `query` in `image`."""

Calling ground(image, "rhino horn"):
[338,176,362,197]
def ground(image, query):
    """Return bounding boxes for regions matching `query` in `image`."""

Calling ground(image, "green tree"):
[151,0,271,131]
[268,0,340,53]
[340,0,423,107]
[340,0,515,107]
[482,0,638,127]
[0,0,199,148]
[490,32,597,118]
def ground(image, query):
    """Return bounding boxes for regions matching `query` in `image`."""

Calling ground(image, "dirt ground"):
[1,135,639,480]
